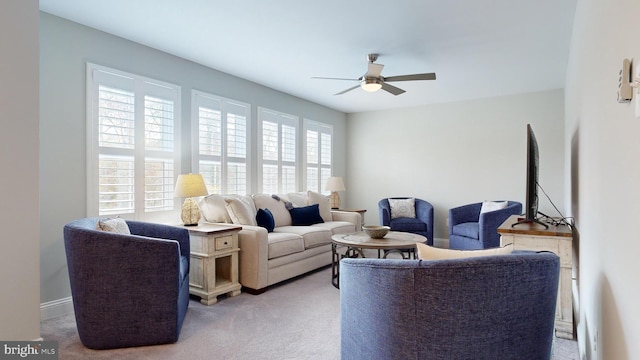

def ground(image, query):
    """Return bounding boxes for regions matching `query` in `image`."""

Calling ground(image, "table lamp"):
[174,173,209,226]
[325,176,346,209]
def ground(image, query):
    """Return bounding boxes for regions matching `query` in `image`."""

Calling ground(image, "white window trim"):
[191,90,251,195]
[303,119,334,194]
[86,63,181,221]
[257,107,300,194]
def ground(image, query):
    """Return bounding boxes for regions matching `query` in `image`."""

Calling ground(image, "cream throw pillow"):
[417,243,513,260]
[480,200,508,214]
[307,191,332,223]
[252,194,292,227]
[199,194,232,223]
[286,192,309,208]
[389,198,416,219]
[96,218,131,235]
[225,195,257,226]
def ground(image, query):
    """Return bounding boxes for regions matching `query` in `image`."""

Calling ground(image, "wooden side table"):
[185,223,242,305]
[497,215,574,339]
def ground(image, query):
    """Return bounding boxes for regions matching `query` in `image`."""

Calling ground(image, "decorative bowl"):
[363,225,390,239]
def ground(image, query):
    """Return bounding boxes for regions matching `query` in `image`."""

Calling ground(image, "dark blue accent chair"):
[63,218,190,349]
[340,251,560,360]
[448,201,522,250]
[378,197,434,245]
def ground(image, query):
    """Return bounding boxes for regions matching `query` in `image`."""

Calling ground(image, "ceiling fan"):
[313,54,436,96]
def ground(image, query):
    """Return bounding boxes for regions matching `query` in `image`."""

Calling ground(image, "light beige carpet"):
[41,266,579,359]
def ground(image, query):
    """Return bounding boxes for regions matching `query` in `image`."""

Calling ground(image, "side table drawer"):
[215,235,233,251]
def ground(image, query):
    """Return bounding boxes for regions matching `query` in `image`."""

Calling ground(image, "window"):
[257,107,299,194]
[192,91,250,195]
[87,64,181,220]
[304,119,333,194]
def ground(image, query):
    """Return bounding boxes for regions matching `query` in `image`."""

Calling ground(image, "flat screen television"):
[512,124,548,228]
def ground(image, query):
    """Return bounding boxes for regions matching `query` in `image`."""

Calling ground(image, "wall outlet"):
[593,329,598,353]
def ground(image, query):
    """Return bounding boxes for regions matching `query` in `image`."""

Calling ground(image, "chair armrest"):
[415,200,434,240]
[236,225,269,290]
[127,220,190,258]
[478,203,522,248]
[378,200,391,226]
[331,210,362,229]
[449,203,482,227]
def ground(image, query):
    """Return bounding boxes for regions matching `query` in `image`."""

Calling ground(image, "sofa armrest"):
[236,225,269,291]
[331,210,362,229]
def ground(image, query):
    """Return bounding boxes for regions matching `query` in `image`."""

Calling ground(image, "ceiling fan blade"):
[384,73,436,82]
[312,76,359,81]
[366,63,384,77]
[381,82,406,96]
[334,85,360,95]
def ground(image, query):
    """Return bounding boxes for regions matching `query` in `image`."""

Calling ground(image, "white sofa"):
[199,191,361,293]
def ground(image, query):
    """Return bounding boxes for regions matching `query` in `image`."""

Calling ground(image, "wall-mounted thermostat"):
[618,58,633,103]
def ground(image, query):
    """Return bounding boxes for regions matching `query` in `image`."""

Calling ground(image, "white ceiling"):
[39,0,577,114]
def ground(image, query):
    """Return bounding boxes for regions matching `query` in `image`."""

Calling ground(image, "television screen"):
[525,124,539,221]
[513,124,548,229]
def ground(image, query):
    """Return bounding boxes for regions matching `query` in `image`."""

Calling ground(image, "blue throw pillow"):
[289,204,324,226]
[256,208,275,232]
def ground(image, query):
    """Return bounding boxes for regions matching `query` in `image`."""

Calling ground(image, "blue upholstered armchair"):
[378,197,434,245]
[63,218,191,350]
[340,251,560,360]
[448,201,522,250]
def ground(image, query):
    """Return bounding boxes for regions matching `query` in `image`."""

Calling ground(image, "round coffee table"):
[331,231,427,288]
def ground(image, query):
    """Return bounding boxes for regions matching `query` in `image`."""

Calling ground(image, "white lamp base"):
[181,197,201,226]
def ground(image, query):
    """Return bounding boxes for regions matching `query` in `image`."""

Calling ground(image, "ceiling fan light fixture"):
[361,77,382,92]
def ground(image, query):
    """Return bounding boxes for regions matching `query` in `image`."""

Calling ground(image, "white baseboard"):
[40,297,73,321]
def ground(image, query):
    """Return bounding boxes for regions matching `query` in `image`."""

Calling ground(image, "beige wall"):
[346,89,565,239]
[565,0,640,358]
[0,0,41,340]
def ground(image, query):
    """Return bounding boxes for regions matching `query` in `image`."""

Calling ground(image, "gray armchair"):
[340,251,560,360]
[448,201,522,249]
[63,218,190,349]
[378,197,434,245]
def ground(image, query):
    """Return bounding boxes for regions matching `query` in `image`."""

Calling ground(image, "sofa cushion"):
[389,198,416,219]
[225,195,257,226]
[267,232,305,259]
[307,191,332,223]
[451,222,480,239]
[274,226,332,249]
[256,208,275,232]
[289,204,324,226]
[199,194,232,223]
[96,218,130,234]
[416,243,513,260]
[253,194,292,227]
[312,221,355,235]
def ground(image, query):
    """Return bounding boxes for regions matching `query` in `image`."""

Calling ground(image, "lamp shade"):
[174,173,209,198]
[325,176,346,192]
